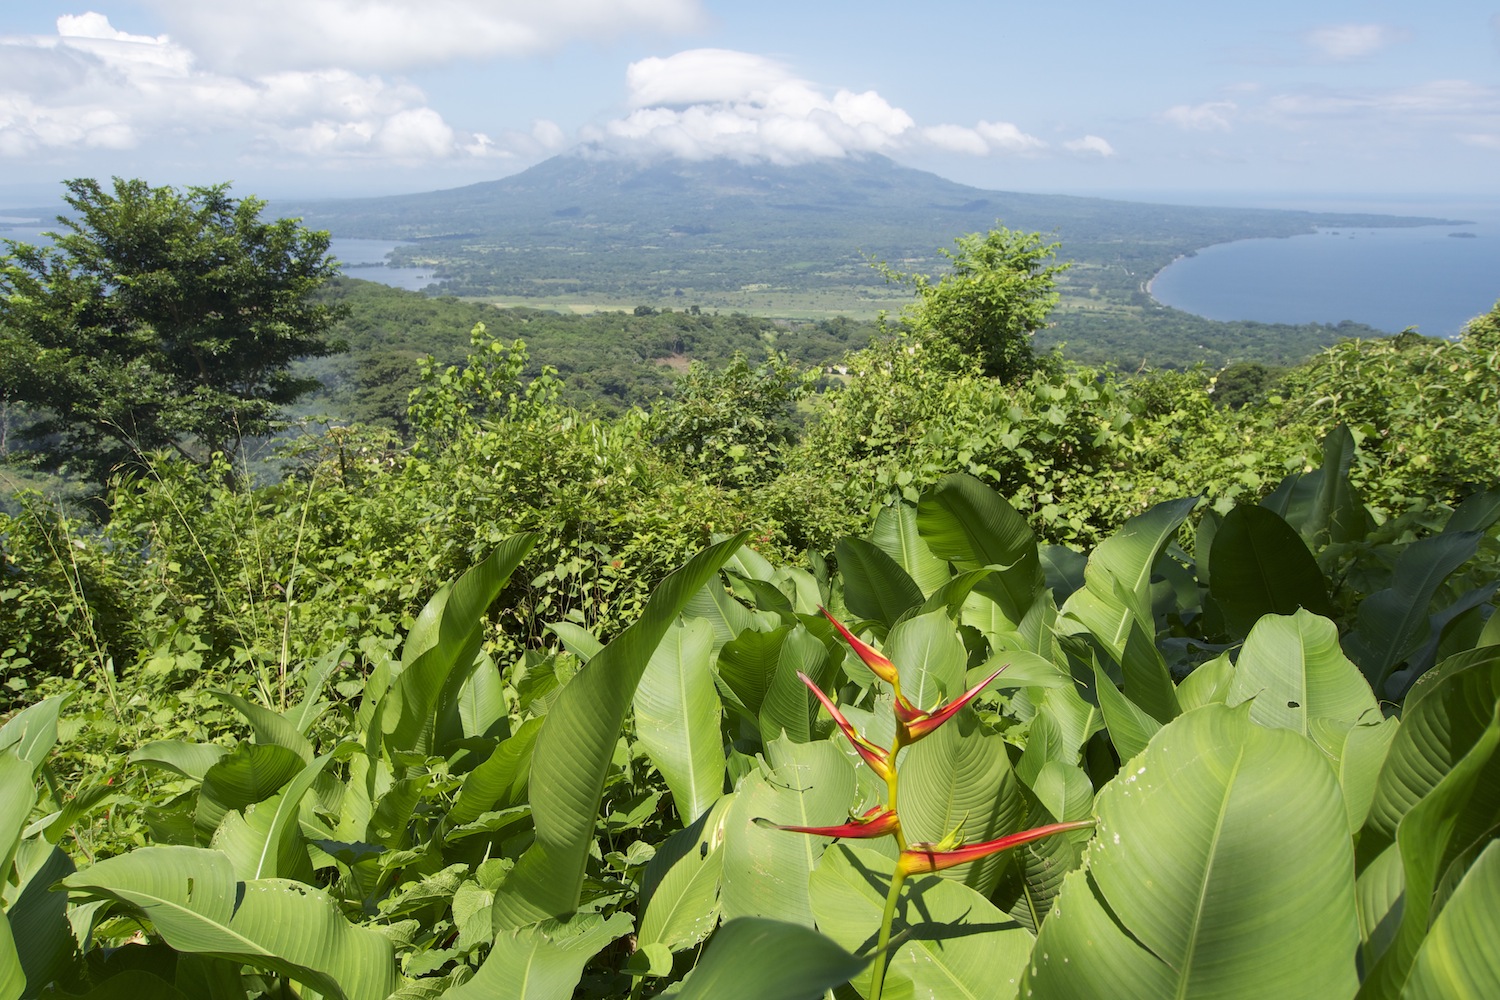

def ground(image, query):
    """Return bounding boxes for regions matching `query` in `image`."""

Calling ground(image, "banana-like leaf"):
[1026,704,1359,999]
[1400,839,1500,1000]
[1345,531,1484,695]
[491,533,748,928]
[720,738,857,928]
[383,533,537,754]
[836,536,924,628]
[638,795,735,951]
[897,711,1024,894]
[8,843,75,993]
[1227,610,1379,736]
[885,608,968,711]
[1366,657,1500,841]
[195,744,306,843]
[715,625,789,721]
[447,717,542,827]
[633,617,724,823]
[810,843,1035,999]
[870,501,950,598]
[61,846,398,1000]
[443,913,632,1000]
[0,695,68,769]
[756,624,831,744]
[916,473,1043,625]
[211,751,335,881]
[1092,659,1161,764]
[1062,496,1199,659]
[0,910,22,1000]
[1358,705,1500,1000]
[209,692,313,761]
[669,917,869,1000]
[1,754,35,870]
[1209,504,1335,637]
[129,742,228,782]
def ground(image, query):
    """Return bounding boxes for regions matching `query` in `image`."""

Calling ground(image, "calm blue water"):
[1150,208,1500,337]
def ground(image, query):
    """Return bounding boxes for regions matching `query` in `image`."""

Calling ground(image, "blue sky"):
[2,1,1497,204]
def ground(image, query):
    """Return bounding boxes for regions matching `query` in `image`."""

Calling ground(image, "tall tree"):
[0,178,345,484]
[878,224,1069,382]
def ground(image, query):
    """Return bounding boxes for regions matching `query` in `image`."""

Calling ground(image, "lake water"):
[1149,206,1500,337]
[0,220,442,294]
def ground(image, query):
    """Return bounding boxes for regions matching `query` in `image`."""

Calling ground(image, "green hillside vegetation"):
[3,187,1500,999]
[283,153,1415,368]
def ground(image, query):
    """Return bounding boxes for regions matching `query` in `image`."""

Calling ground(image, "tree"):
[0,178,345,484]
[877,224,1069,382]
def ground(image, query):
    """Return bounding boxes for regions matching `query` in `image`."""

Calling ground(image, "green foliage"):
[0,179,344,484]
[651,353,817,490]
[877,224,1068,381]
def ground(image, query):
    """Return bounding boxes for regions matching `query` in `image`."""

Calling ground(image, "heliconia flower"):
[894,664,1009,742]
[896,819,1095,877]
[753,805,900,840]
[799,671,894,780]
[820,608,900,687]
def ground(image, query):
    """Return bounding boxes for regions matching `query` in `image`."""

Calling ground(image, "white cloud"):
[597,49,1051,165]
[143,0,706,73]
[1162,101,1237,132]
[0,13,516,165]
[1064,135,1116,157]
[1305,23,1405,61]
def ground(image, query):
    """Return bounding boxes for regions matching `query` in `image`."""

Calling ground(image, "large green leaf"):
[916,473,1042,625]
[670,917,869,1000]
[638,795,736,951]
[1358,705,1500,1000]
[210,751,335,881]
[0,695,68,770]
[885,608,968,711]
[1346,531,1484,695]
[209,692,313,761]
[836,536,924,627]
[1227,610,1379,736]
[1061,496,1198,659]
[720,738,856,928]
[491,533,748,928]
[444,913,632,1000]
[715,624,788,721]
[1366,657,1500,841]
[896,711,1024,894]
[0,753,35,869]
[1263,425,1372,550]
[448,717,543,827]
[383,533,537,754]
[1209,504,1334,636]
[810,844,1035,1000]
[61,846,397,1000]
[870,501,950,598]
[129,742,228,782]
[1400,839,1500,1000]
[195,744,306,842]
[633,617,724,823]
[0,910,22,1000]
[1026,705,1359,999]
[757,623,831,744]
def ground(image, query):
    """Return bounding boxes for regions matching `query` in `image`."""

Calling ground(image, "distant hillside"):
[281,153,1447,299]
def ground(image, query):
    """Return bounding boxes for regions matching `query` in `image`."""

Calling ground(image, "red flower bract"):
[896,819,1096,876]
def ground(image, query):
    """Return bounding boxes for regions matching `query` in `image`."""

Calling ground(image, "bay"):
[1149,205,1500,338]
[1,221,441,295]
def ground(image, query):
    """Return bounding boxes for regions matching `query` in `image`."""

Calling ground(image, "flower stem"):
[869,866,907,1000]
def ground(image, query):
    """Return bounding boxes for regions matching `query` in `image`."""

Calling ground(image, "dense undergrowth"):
[2,296,1499,999]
